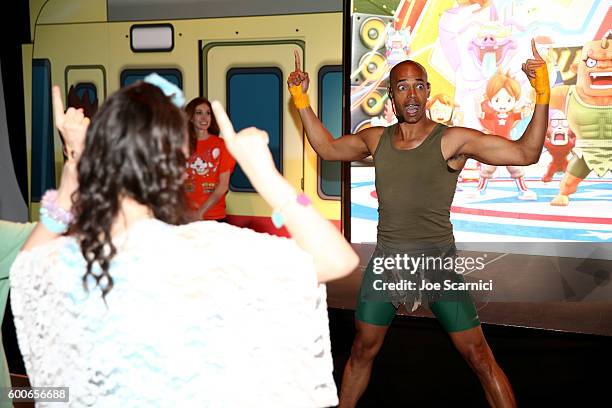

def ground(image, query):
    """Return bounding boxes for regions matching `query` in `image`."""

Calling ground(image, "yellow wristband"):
[289,85,310,109]
[529,64,550,105]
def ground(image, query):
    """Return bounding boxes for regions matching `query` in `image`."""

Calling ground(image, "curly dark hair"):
[69,82,188,298]
[184,97,220,154]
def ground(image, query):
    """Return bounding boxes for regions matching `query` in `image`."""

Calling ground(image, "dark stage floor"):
[329,309,612,407]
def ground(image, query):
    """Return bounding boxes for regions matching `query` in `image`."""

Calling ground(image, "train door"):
[202,41,304,234]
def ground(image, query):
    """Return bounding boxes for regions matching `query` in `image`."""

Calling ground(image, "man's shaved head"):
[386,60,432,124]
[389,60,429,86]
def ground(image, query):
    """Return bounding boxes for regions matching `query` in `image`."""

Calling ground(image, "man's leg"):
[432,301,516,408]
[449,325,516,408]
[339,319,390,408]
[340,251,397,408]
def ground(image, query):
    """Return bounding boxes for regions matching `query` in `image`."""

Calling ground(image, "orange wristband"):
[289,85,310,109]
[529,64,550,105]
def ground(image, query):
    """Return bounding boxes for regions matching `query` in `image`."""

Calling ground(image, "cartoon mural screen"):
[349,0,612,253]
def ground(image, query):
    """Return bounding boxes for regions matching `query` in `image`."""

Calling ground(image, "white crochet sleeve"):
[10,220,338,407]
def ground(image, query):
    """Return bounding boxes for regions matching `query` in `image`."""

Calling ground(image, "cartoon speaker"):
[360,17,386,49]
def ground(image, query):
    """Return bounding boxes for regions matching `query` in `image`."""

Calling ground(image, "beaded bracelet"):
[271,193,311,229]
[40,190,74,234]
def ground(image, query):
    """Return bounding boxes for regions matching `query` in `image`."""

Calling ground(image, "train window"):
[67,83,98,119]
[71,83,97,106]
[318,65,342,199]
[227,67,283,192]
[130,24,174,52]
[120,69,182,89]
[31,59,55,201]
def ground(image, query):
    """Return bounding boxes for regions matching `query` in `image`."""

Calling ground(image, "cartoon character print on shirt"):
[190,157,208,176]
[186,145,223,194]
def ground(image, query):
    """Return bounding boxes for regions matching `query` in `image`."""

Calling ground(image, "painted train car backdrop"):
[23,0,344,235]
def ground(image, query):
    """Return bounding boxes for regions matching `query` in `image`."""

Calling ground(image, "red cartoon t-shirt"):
[479,101,522,139]
[184,136,236,220]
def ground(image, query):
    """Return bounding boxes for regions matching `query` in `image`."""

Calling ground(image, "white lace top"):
[10,219,338,407]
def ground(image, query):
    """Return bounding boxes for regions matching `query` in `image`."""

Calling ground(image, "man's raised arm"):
[288,50,371,162]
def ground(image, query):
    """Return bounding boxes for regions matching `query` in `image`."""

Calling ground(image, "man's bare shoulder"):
[355,125,388,153]
[443,125,481,135]
[441,126,485,159]
[443,125,484,141]
[355,125,387,137]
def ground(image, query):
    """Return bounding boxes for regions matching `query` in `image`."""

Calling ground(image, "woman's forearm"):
[198,188,225,218]
[249,169,358,283]
[22,161,78,251]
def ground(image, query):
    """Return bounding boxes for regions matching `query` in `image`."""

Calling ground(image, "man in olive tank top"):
[288,41,549,408]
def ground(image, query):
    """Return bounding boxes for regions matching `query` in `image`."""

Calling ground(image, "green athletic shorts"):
[355,245,481,333]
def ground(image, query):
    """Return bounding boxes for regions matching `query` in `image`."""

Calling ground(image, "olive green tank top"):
[373,123,459,249]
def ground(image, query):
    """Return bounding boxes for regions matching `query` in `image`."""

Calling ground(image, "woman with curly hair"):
[10,79,357,407]
[184,97,235,221]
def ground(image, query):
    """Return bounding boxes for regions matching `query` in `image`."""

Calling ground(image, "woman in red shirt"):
[184,98,236,221]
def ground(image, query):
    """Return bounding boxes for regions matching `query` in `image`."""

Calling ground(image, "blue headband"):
[143,73,185,108]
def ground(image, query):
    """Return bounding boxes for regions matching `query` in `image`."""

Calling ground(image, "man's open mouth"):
[405,104,419,115]
[590,72,612,90]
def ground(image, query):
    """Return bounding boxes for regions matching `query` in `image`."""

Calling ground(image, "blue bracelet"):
[271,193,311,229]
[39,211,69,234]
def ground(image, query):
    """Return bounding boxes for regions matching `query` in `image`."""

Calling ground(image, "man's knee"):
[460,340,495,377]
[350,327,386,363]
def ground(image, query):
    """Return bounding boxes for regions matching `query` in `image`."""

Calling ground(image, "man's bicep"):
[456,129,527,165]
[328,130,374,161]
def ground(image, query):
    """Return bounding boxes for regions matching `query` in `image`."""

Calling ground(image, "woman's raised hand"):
[52,85,90,163]
[211,101,277,180]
